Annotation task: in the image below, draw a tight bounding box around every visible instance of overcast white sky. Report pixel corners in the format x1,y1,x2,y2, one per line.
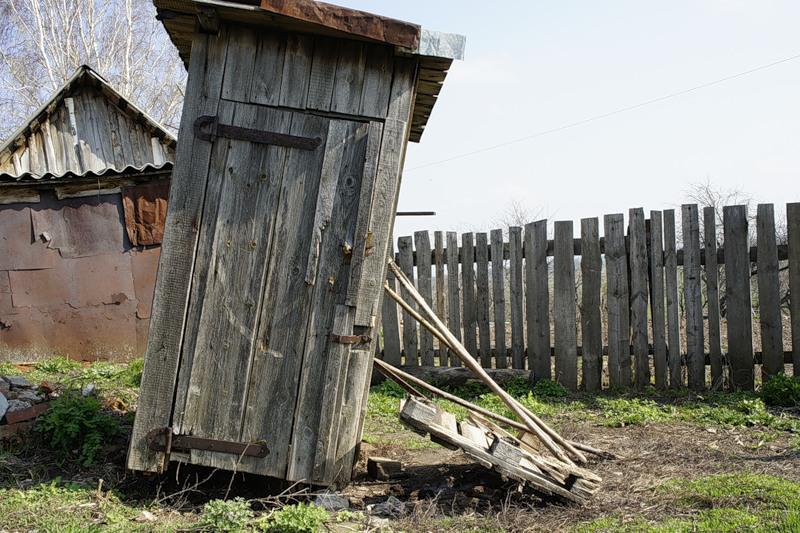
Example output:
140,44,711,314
336,1,800,239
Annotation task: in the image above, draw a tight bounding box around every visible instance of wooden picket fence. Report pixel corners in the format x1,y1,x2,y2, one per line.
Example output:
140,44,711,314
378,203,800,391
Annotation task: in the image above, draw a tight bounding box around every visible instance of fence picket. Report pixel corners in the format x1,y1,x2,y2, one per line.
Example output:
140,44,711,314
682,204,704,390
382,243,402,365
605,214,630,387
446,231,463,367
789,203,800,377
724,205,754,390
434,231,448,365
629,208,650,389
509,226,525,369
554,221,578,391
649,211,667,389
580,217,602,391
461,233,478,358
475,232,492,367
414,231,435,365
703,207,723,389
398,236,418,365
491,229,507,369
664,209,682,388
756,204,783,381
525,220,550,380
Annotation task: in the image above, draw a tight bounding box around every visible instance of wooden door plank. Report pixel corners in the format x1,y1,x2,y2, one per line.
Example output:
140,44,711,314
756,204,784,381
398,236,419,365
604,213,630,388
629,208,650,389
580,217,602,392
331,41,366,115
490,229,507,369
434,231,449,365
724,205,754,390
682,204,705,390
650,211,668,390
703,207,723,389
250,31,287,107
525,220,550,380
446,231,463,367
279,34,314,108
664,209,682,388
553,221,577,391
789,203,800,377
461,232,478,359
128,30,229,473
415,231,435,365
475,232,492,367
307,37,338,111
359,44,393,118
221,27,257,102
509,227,525,369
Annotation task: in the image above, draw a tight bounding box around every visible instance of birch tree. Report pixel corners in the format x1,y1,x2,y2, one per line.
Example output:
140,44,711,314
0,0,186,138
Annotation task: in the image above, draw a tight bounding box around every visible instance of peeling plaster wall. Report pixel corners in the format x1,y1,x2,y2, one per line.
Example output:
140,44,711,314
0,189,163,362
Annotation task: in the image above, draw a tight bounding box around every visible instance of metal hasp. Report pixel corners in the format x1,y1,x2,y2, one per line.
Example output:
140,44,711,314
194,115,322,150
146,427,270,458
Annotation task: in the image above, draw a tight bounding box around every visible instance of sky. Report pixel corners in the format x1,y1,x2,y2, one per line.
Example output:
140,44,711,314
335,0,800,239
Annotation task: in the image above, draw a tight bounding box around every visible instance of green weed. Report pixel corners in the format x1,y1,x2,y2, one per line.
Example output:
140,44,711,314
200,498,254,532
260,502,328,533
762,373,800,407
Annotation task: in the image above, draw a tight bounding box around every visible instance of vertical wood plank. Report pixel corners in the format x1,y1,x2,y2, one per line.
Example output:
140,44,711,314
664,209,683,388
605,213,630,388
331,41,366,115
629,208,650,389
682,204,705,390
250,31,286,107
703,207,723,389
475,232,492,367
278,34,313,108
553,221,577,391
461,233,478,358
490,229,507,369
398,236,418,365
756,204,784,380
525,220,551,380
382,247,402,365
414,231,435,365
307,37,338,111
434,231,448,365
446,231,463,367
724,205,755,390
359,44,393,118
509,226,525,369
789,203,800,377
221,28,257,102
580,217,602,391
650,211,668,390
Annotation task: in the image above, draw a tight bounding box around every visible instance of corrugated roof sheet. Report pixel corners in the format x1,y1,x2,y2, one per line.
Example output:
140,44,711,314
0,162,173,184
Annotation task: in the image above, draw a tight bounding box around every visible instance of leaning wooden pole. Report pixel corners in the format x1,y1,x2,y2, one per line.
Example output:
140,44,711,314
387,260,585,465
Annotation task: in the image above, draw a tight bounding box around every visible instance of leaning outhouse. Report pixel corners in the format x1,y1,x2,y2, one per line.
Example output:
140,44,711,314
128,0,464,485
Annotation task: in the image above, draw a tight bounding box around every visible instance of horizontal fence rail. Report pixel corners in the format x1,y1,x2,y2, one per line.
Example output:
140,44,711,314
378,203,800,392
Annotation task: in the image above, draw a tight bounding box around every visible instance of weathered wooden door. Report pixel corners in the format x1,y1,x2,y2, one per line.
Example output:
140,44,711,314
167,97,382,482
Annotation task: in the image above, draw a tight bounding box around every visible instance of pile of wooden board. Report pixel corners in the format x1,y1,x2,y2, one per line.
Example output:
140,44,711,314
378,261,608,503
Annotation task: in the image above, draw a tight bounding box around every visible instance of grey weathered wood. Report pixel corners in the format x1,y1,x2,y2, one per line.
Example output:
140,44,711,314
789,203,800,377
250,31,286,107
331,41,366,115
682,204,705,390
128,30,228,473
415,231,435,365
525,220,550,380
461,232,478,359
724,205,754,390
279,34,314,108
756,204,784,381
703,207,723,389
664,209,682,388
307,37,338,111
580,217,602,392
398,236,419,365
434,231,449,365
509,226,525,369
553,221,577,391
629,208,650,389
649,211,668,390
359,44,393,118
475,232,492,368
490,229,507,369
382,253,403,365
446,231,463,367
604,214,630,388
221,28,257,102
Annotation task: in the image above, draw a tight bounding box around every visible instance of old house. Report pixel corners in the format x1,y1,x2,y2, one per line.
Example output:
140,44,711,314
0,65,176,361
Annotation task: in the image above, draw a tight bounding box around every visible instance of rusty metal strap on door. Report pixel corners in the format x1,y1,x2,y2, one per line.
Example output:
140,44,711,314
146,427,269,458
194,115,322,150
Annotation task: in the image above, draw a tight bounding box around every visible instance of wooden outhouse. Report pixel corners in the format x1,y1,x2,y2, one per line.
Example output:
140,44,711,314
128,0,464,485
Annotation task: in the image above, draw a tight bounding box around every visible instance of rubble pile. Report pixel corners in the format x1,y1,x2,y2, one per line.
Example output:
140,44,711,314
0,374,51,436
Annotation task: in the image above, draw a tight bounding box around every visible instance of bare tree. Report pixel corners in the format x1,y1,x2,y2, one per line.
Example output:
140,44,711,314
0,0,185,138
492,200,545,234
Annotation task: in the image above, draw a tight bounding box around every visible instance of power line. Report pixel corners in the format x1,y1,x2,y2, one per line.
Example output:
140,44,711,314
407,52,800,172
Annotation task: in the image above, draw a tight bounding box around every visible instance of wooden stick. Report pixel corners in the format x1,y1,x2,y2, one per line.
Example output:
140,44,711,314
388,261,584,465
384,282,456,353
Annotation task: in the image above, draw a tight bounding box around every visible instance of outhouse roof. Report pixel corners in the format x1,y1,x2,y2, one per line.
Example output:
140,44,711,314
153,0,465,141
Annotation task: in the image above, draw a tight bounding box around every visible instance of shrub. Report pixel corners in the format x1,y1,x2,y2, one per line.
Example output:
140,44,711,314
261,503,328,533
762,374,800,408
34,390,119,466
531,379,569,399
200,498,254,532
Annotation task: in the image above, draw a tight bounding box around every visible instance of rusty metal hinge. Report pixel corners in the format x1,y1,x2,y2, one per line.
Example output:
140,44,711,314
146,427,269,458
330,334,372,345
194,115,322,150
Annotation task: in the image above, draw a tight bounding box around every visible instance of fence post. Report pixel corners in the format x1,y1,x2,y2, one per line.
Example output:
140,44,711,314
724,205,754,390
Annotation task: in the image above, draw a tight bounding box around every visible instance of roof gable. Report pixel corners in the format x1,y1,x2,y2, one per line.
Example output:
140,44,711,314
0,66,177,181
